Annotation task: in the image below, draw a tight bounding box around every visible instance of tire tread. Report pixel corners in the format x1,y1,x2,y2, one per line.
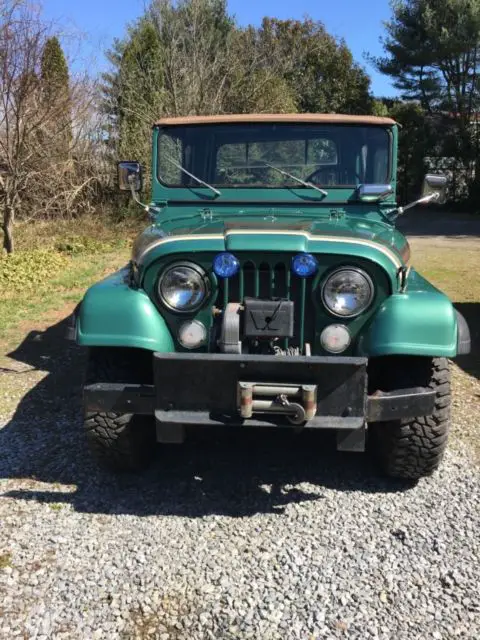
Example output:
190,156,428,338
372,357,451,480
83,348,155,472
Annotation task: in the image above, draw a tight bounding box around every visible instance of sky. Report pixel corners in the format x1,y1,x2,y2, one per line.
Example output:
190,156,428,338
42,0,397,97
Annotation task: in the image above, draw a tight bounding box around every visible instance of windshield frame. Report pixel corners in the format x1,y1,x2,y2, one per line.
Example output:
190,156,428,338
155,123,394,192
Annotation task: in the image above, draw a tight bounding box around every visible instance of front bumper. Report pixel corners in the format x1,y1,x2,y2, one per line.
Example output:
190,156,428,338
84,353,436,436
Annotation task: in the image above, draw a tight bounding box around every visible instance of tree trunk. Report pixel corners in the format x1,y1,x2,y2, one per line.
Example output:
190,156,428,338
3,203,14,254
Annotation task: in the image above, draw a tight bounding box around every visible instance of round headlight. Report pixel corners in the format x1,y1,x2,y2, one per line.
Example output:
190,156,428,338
158,263,209,312
321,268,374,318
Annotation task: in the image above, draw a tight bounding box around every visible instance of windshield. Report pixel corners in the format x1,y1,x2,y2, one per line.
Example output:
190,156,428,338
157,123,391,189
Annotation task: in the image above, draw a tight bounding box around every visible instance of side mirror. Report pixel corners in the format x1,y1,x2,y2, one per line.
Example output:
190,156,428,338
118,161,142,192
421,174,447,205
390,173,448,221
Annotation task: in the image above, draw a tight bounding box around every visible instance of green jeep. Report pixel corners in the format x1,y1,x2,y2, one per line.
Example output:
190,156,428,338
69,113,471,479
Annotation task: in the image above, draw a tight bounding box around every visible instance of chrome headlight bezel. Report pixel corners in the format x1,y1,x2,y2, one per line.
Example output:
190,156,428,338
321,267,375,319
157,261,210,313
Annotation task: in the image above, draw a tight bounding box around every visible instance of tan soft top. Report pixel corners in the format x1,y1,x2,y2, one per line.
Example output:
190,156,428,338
155,113,396,127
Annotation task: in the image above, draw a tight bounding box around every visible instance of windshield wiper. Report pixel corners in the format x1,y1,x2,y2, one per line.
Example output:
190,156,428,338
263,162,328,196
164,156,221,197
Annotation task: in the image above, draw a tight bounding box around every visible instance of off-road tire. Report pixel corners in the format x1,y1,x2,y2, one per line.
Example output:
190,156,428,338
83,348,156,472
370,357,451,480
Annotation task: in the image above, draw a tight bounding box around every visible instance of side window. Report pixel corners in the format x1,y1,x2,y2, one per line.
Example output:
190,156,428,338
158,133,184,184
365,129,390,183
373,148,389,183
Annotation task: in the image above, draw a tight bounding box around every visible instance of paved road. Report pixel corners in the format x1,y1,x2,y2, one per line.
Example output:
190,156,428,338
397,209,480,246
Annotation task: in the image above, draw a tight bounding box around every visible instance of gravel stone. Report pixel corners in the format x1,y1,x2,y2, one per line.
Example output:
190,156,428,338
0,337,479,639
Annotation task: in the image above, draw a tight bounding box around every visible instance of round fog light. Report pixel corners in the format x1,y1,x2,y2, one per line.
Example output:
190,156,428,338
320,324,351,354
213,252,240,278
292,252,318,277
178,320,207,349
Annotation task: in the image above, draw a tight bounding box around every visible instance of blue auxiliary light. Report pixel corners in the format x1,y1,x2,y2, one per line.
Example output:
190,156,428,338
292,253,319,277
213,252,240,278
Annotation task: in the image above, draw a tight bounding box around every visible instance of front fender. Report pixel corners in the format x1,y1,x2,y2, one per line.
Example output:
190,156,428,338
74,266,174,352
359,290,458,358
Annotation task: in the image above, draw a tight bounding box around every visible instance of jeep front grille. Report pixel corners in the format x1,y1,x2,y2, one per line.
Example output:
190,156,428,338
216,258,315,349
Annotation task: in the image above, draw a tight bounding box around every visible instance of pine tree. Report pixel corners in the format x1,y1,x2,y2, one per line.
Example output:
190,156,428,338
372,0,480,179
41,36,71,154
41,37,69,99
118,19,164,164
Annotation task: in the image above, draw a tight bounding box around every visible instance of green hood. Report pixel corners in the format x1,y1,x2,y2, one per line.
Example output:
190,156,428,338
132,207,409,288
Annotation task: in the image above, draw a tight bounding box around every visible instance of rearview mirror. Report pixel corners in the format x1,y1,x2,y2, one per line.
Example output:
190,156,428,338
390,172,448,220
357,184,393,202
118,161,142,192
421,174,447,205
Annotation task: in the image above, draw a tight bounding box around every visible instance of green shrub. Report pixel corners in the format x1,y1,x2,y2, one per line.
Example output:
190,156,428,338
0,250,68,293
54,235,118,255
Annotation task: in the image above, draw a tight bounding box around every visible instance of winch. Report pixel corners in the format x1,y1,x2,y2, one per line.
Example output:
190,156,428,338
216,297,298,355
237,381,318,424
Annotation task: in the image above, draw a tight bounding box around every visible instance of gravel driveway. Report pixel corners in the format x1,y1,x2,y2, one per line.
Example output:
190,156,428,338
1,305,479,638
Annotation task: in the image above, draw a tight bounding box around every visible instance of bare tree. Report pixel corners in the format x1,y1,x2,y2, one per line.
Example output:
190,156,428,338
150,0,234,116
0,1,100,253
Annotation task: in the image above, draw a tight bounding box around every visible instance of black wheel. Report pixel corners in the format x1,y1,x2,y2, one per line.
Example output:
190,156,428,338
83,348,156,472
369,357,451,480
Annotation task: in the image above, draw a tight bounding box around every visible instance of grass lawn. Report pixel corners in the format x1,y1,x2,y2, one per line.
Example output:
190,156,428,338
0,217,142,345
0,249,129,342
410,242,480,302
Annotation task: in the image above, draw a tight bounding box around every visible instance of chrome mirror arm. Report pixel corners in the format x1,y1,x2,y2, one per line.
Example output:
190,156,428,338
128,176,160,219
386,192,439,221
399,192,439,214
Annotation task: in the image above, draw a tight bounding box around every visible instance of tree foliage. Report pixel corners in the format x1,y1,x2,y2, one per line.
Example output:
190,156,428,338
389,101,433,201
0,1,106,253
102,0,374,167
41,36,69,101
150,0,234,116
373,0,480,187
258,18,372,115
41,35,72,155
103,19,164,175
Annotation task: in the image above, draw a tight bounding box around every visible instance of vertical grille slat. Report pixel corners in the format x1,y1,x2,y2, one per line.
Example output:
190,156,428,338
254,264,260,297
299,278,307,348
216,254,314,351
223,279,229,307
239,267,244,301
271,263,286,299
